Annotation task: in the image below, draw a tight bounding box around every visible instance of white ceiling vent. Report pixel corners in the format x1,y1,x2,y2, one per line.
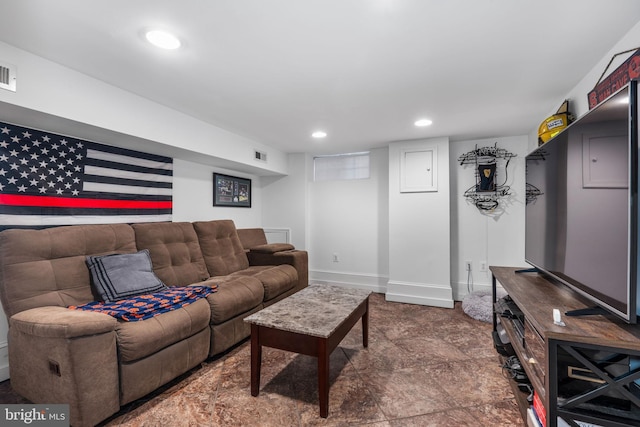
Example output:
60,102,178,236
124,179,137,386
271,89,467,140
0,62,16,92
254,150,267,162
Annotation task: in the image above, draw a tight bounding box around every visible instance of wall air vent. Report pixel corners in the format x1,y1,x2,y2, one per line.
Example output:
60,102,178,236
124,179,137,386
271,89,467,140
254,150,267,162
0,62,16,92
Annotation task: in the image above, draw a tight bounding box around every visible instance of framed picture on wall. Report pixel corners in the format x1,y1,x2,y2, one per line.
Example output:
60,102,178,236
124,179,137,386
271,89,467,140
213,173,252,207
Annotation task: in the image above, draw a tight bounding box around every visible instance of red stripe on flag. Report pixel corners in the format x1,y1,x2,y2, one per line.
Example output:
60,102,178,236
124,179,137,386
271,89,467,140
0,194,172,209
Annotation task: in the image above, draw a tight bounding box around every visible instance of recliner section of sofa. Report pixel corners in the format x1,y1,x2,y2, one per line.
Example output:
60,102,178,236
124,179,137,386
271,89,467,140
235,225,309,305
8,306,121,427
0,224,158,427
0,220,308,426
193,220,305,303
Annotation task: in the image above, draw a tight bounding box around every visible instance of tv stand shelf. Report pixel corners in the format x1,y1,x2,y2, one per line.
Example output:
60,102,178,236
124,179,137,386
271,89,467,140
491,266,640,427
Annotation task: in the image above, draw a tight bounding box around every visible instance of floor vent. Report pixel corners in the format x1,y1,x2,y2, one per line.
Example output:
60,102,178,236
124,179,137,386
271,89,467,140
0,62,16,92
254,150,267,162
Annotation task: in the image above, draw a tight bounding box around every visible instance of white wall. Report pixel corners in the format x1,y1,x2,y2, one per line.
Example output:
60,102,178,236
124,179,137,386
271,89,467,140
172,159,262,227
532,20,640,151
387,137,452,307
261,153,312,250
307,148,389,292
570,21,640,119
267,136,526,306
0,41,288,175
450,136,528,299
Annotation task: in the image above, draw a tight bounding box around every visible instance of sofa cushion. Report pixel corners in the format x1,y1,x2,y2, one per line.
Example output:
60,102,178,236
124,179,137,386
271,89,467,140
132,222,210,286
192,220,250,276
229,265,297,302
206,276,264,324
86,250,167,303
116,297,211,362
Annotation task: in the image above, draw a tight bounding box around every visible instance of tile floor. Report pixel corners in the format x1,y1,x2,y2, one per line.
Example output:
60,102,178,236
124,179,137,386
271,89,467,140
0,292,524,426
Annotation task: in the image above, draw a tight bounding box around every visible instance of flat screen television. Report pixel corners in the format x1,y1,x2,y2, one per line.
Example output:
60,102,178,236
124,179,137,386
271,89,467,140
525,80,639,323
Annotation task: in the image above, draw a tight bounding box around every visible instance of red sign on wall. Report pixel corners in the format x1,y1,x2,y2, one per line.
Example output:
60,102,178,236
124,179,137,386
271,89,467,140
588,48,640,109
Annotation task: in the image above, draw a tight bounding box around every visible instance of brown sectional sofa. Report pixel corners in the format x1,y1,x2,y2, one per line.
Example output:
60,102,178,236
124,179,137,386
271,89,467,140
0,219,307,426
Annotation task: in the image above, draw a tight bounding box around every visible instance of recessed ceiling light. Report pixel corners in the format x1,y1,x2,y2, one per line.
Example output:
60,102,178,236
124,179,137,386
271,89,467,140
414,119,433,127
312,131,327,139
145,30,181,50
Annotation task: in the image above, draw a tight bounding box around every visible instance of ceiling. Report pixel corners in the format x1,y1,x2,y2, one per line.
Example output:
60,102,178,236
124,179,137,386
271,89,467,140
0,1,639,156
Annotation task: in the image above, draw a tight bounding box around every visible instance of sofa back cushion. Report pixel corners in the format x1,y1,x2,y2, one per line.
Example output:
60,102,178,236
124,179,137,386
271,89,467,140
193,220,250,276
132,222,210,286
0,224,137,318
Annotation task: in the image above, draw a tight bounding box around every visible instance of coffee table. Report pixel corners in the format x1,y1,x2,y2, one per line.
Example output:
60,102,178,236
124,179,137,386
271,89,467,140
244,284,371,418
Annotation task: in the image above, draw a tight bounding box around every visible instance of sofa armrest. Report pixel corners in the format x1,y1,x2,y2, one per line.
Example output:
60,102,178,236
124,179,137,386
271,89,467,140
249,243,295,254
247,250,308,289
8,306,120,426
10,306,117,338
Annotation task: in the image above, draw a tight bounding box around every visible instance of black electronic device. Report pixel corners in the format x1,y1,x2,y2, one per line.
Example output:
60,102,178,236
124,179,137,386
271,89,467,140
525,80,640,324
495,295,525,345
492,323,514,357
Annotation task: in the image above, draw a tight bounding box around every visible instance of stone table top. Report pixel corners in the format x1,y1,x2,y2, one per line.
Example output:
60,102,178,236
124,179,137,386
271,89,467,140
244,284,371,338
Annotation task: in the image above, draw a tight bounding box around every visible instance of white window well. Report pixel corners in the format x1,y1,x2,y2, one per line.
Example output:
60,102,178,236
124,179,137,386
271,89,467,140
313,152,370,181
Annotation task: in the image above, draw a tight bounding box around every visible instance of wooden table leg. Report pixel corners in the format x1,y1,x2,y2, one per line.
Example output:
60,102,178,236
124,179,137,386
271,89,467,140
318,338,329,418
251,324,262,397
362,298,369,348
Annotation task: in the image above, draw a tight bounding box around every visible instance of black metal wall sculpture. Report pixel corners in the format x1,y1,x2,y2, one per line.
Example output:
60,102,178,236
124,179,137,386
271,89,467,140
458,143,516,211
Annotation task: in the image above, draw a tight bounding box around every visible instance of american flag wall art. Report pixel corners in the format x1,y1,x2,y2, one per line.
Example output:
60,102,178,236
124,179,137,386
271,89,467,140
0,121,173,230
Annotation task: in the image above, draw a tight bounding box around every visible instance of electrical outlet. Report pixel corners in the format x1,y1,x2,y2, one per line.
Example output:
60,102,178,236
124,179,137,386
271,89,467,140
465,260,472,271
480,261,488,272
333,253,339,262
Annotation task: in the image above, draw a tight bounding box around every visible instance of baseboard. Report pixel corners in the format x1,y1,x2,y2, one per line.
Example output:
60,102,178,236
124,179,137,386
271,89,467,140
308,273,502,308
452,282,492,301
386,280,454,308
309,270,387,293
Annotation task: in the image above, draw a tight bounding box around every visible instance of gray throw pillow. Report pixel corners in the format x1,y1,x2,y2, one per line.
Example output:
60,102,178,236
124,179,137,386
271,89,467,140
86,249,167,303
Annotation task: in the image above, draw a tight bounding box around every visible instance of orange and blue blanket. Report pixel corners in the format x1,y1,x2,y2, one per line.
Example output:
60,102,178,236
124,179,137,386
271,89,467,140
69,285,216,322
